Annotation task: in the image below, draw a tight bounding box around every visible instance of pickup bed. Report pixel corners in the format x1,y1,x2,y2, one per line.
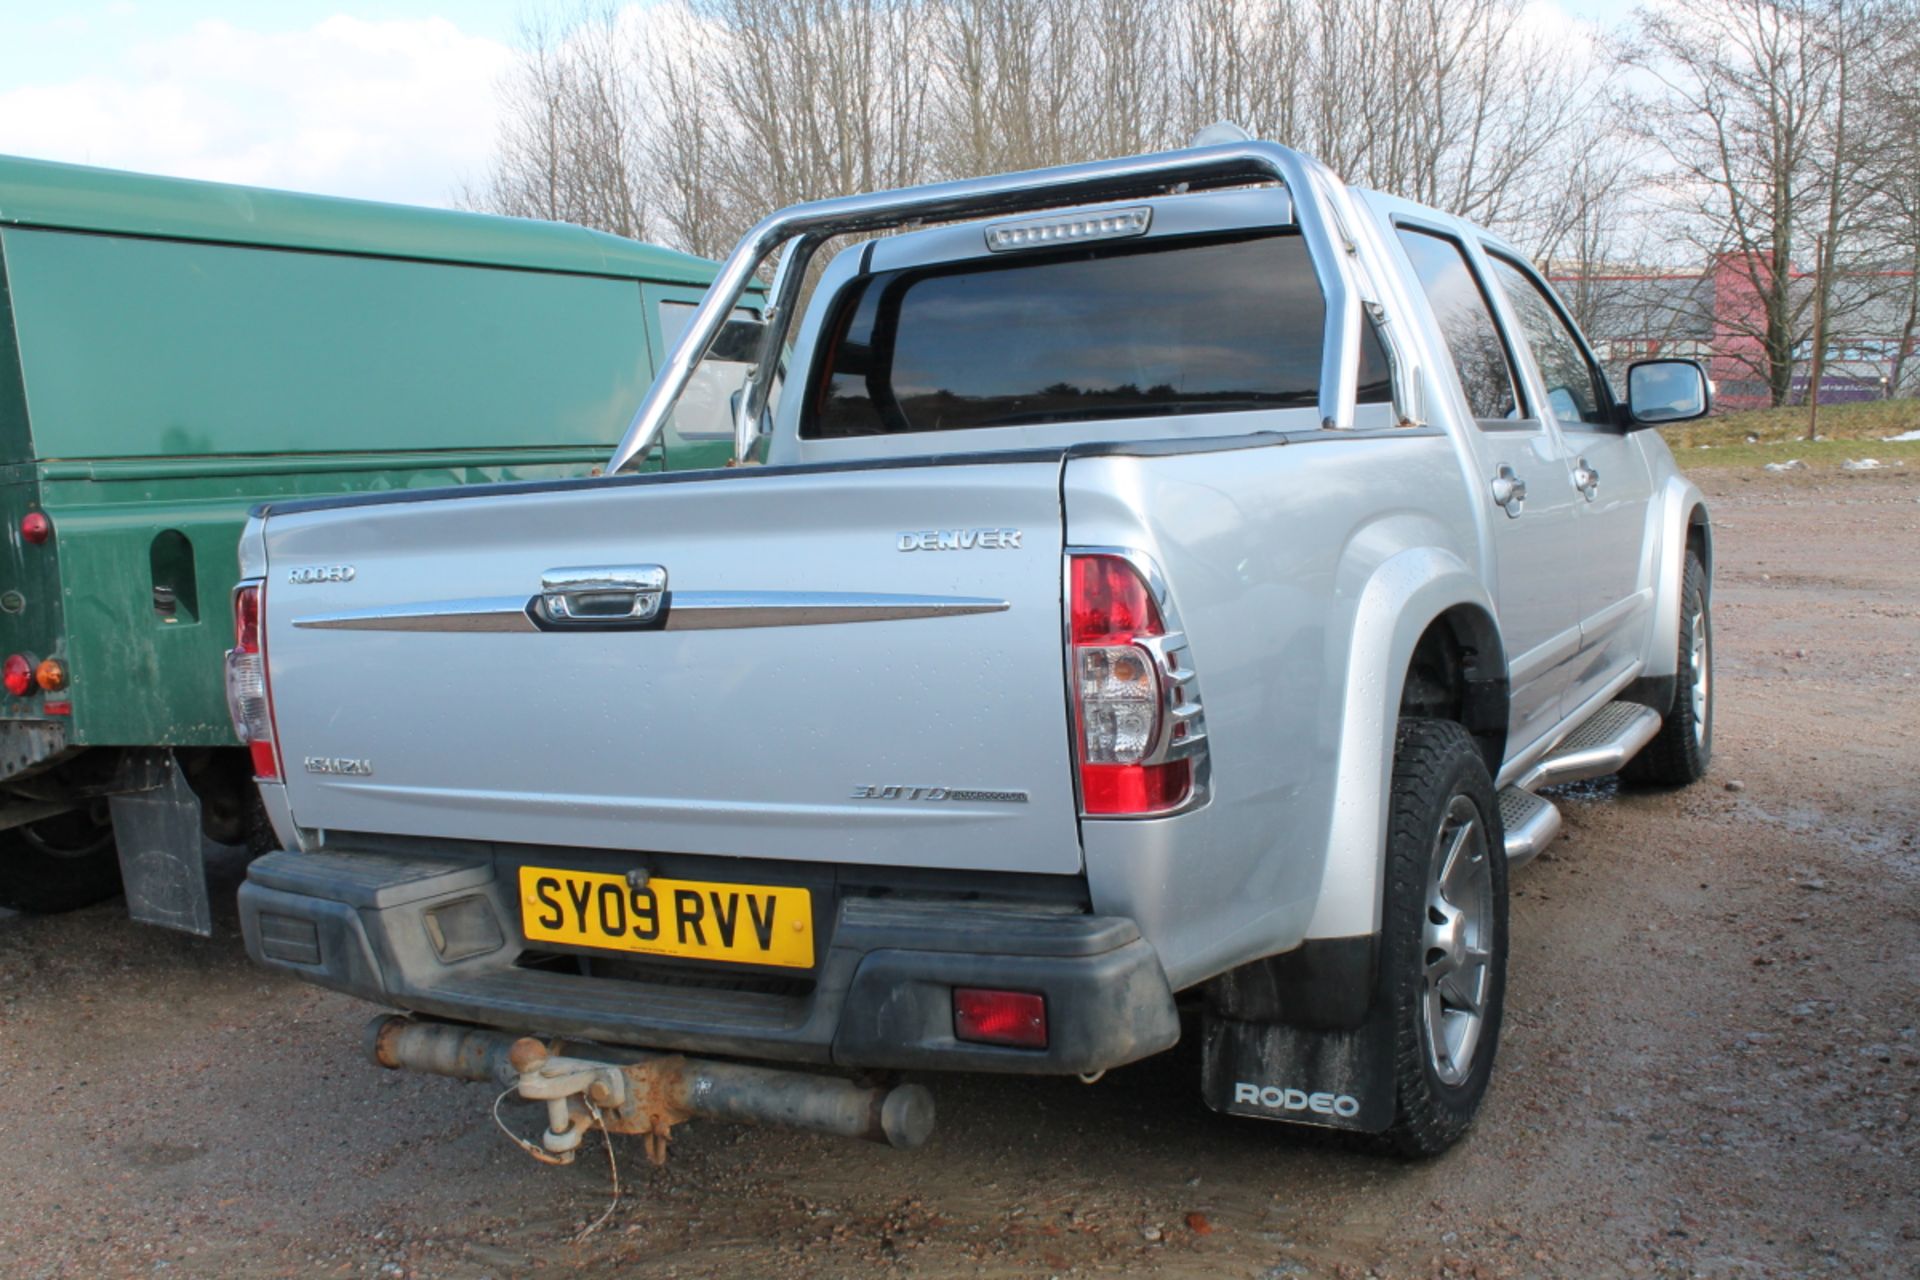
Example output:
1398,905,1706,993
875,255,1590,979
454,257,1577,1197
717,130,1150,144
234,139,1715,1159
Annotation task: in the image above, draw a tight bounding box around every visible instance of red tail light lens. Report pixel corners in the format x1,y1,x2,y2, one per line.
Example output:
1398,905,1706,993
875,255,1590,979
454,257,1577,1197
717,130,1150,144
953,988,1048,1048
19,512,50,545
3,654,32,697
234,583,262,652
225,581,279,779
1068,553,1193,815
1070,555,1161,643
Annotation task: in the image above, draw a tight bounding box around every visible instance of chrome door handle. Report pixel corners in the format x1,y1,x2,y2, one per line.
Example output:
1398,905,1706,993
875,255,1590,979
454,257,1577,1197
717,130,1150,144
537,565,667,626
1573,459,1600,501
1490,465,1527,518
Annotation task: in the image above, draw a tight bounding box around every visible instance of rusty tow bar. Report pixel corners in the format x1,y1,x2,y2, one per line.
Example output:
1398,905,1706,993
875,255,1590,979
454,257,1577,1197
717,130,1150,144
367,1016,934,1165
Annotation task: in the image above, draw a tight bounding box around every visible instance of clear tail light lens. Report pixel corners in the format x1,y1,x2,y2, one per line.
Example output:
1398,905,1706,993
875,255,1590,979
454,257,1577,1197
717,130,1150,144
1067,553,1205,816
1077,644,1160,761
225,581,280,779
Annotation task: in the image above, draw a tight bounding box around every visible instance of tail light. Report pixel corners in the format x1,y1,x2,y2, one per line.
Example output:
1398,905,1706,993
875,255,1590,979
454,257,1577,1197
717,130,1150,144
19,512,51,545
2,654,31,697
1067,552,1207,815
225,580,280,779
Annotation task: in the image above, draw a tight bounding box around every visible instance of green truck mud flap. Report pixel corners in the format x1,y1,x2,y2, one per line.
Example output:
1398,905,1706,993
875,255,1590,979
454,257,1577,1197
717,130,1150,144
105,750,247,937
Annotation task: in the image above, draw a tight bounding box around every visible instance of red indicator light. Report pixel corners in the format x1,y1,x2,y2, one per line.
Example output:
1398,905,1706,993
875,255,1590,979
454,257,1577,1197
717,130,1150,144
953,988,1048,1049
19,512,50,545
3,654,31,697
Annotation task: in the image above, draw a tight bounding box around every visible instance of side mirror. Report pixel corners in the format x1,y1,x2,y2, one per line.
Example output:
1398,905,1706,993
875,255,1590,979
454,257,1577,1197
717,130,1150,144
711,314,768,363
1624,359,1710,427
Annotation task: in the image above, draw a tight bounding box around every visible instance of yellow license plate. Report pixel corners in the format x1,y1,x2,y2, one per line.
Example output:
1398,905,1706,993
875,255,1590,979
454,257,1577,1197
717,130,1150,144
518,866,814,969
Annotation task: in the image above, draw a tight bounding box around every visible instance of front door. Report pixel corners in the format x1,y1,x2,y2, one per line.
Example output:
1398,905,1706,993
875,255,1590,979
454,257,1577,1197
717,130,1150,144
1389,222,1583,756
1480,253,1657,713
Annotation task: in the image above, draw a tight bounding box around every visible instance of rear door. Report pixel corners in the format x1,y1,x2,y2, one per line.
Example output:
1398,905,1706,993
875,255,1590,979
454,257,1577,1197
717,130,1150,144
1389,221,1583,752
262,461,1083,874
1479,251,1658,709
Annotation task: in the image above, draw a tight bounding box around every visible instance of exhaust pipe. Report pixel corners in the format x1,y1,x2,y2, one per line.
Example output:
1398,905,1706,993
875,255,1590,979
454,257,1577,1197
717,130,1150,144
367,1016,934,1161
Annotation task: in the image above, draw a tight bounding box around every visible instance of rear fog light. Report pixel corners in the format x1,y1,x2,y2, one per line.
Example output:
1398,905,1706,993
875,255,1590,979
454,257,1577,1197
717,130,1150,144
953,988,1048,1049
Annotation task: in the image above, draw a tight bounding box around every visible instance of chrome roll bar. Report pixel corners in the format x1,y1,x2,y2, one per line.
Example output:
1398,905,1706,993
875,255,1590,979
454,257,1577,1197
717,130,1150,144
608,140,1414,476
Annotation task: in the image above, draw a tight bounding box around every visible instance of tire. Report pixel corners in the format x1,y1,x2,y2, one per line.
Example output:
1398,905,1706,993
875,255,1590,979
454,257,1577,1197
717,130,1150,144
1378,718,1508,1157
1623,549,1712,787
0,806,122,913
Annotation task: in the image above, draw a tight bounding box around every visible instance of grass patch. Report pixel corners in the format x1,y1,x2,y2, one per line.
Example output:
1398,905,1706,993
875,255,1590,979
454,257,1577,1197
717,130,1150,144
1675,437,1920,471
1657,397,1920,472
1666,397,1920,449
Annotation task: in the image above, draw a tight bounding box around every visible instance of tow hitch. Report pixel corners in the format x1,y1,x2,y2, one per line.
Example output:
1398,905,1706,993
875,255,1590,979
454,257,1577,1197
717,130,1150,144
366,1016,935,1165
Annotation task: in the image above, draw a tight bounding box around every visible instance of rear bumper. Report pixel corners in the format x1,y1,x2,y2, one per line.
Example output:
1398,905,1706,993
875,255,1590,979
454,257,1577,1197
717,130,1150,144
238,849,1180,1075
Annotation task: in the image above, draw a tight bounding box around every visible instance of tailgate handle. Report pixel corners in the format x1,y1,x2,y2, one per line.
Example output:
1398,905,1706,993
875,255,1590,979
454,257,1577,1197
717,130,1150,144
538,565,667,626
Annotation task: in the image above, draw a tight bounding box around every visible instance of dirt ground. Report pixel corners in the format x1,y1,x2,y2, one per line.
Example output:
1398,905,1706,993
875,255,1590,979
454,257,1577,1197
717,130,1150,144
2,468,1915,1280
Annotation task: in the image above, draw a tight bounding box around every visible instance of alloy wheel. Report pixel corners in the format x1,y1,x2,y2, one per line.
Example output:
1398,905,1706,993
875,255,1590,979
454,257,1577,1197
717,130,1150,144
1421,793,1493,1087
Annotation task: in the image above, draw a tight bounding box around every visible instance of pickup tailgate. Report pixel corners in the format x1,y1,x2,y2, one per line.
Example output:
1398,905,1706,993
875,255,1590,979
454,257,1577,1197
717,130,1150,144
261,463,1081,874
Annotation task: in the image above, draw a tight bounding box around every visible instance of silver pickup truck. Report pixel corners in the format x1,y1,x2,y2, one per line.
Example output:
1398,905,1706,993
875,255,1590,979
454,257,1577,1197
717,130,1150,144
232,139,1714,1161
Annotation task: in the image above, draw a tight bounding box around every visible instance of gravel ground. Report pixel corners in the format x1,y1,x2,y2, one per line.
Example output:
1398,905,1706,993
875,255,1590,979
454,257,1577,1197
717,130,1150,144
1,468,1914,1279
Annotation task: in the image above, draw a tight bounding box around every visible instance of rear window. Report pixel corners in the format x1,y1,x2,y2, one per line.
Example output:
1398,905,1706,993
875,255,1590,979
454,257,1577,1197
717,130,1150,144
803,232,1392,438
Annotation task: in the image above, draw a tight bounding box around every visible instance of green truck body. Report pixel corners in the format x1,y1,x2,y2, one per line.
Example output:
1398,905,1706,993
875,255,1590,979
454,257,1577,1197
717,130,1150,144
0,155,732,928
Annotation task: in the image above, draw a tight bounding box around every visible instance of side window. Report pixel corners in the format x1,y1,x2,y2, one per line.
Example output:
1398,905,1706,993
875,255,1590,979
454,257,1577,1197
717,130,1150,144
1483,254,1612,429
656,300,765,443
1393,226,1523,423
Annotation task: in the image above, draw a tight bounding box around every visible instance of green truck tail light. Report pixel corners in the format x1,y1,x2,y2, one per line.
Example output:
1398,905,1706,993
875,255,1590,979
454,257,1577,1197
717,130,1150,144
19,511,50,545
225,581,281,779
2,654,32,697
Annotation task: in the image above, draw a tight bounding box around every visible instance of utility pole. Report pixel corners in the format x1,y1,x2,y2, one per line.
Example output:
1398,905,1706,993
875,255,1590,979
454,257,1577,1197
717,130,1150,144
1807,233,1825,442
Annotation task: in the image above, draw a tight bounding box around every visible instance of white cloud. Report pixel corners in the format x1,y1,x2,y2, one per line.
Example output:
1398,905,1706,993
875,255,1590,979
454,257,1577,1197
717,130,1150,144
0,15,513,208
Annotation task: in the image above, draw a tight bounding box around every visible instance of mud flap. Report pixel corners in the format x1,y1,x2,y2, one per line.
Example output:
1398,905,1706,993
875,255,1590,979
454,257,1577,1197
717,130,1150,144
1200,1008,1399,1133
107,750,246,936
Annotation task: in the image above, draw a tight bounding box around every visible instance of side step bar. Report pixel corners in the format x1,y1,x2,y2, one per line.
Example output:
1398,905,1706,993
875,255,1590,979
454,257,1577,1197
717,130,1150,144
1500,787,1563,870
1516,701,1663,792
1501,700,1665,870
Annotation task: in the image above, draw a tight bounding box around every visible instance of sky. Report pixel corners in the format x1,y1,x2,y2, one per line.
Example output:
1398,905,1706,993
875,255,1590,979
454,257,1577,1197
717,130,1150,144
0,0,1645,213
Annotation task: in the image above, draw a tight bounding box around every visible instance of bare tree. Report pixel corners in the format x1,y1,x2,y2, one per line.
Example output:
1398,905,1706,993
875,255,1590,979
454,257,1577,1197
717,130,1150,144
1847,1,1920,396
459,5,652,240
1622,0,1850,407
